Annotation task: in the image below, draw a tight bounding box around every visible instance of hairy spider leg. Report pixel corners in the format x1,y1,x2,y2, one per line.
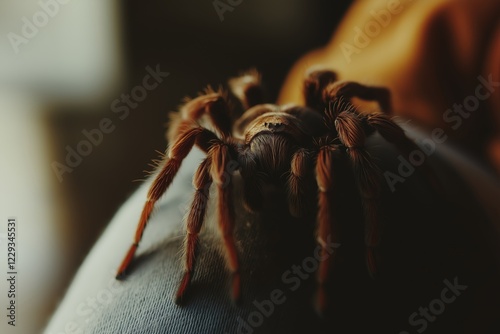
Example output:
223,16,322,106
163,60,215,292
210,143,241,301
324,81,392,114
116,126,211,278
288,148,312,217
367,114,442,193
170,93,242,302
168,91,234,142
314,144,342,312
334,111,382,277
303,69,338,112
323,81,441,194
176,157,213,303
229,69,264,111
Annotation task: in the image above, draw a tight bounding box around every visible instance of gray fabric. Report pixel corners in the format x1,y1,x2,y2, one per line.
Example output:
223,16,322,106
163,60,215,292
44,131,500,334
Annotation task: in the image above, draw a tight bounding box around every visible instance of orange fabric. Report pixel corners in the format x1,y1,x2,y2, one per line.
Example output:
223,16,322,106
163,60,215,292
279,0,500,172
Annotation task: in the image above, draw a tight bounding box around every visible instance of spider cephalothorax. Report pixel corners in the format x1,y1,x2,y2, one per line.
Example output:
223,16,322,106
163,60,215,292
116,69,435,311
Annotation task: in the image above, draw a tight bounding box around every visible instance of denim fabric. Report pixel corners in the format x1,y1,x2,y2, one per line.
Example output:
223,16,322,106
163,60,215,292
45,134,500,334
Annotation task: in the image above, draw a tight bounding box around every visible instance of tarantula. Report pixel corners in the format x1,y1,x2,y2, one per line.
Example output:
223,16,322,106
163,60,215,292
116,69,433,310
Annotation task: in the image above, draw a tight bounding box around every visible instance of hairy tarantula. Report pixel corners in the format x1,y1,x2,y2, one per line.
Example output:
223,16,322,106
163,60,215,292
116,69,434,310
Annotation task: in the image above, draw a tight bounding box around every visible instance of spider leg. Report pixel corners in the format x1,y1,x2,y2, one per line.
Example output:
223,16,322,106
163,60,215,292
176,157,213,304
211,143,241,301
335,111,382,277
366,114,441,191
116,126,212,279
325,81,392,114
228,69,264,110
314,144,341,312
168,91,233,142
288,148,313,217
303,68,338,112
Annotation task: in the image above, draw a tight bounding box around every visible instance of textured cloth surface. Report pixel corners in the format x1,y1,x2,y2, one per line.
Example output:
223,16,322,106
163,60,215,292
44,130,500,334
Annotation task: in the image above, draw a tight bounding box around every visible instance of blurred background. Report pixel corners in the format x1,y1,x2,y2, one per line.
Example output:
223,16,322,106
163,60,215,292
0,1,353,332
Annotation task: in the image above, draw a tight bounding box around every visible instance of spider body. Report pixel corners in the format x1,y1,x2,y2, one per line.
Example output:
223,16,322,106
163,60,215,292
243,114,308,181
116,69,436,311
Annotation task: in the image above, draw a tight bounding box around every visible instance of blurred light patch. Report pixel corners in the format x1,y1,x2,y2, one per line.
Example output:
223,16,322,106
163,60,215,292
0,1,124,332
0,0,123,104
0,94,64,333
